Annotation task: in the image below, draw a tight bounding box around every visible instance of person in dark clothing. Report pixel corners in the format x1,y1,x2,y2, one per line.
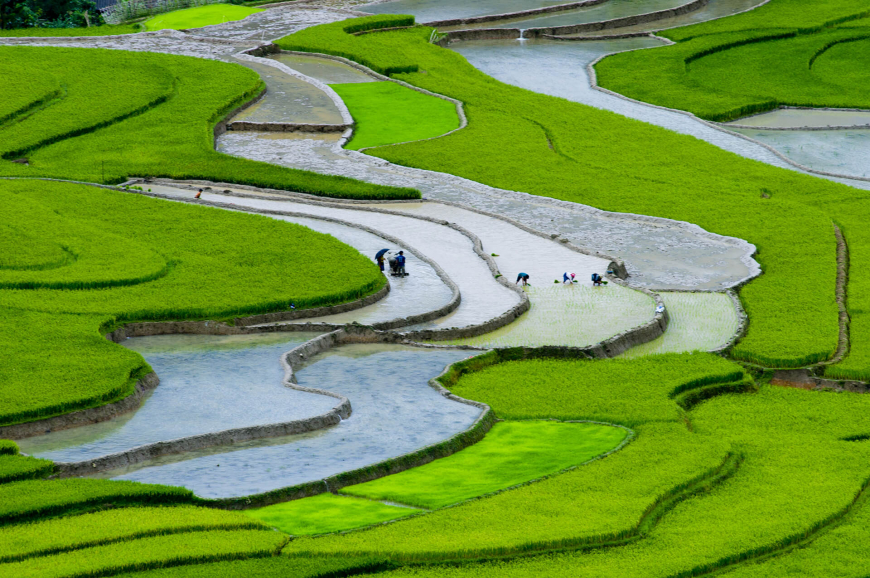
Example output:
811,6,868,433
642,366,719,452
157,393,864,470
376,254,385,272
592,273,603,286
516,272,530,286
396,251,407,276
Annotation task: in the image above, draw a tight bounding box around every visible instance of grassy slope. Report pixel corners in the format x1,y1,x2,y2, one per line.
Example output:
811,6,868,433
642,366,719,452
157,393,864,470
287,354,870,576
343,421,627,509
277,16,850,368
143,5,263,31
0,47,417,200
0,179,385,425
332,81,460,150
0,25,140,37
245,494,420,536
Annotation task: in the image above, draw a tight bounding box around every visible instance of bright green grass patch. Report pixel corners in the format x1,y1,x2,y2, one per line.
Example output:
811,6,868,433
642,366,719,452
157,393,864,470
0,47,417,200
344,421,628,509
0,506,263,563
332,81,460,150
0,529,285,578
0,479,193,525
0,25,139,37
245,493,420,536
279,17,847,368
0,179,385,426
143,4,263,31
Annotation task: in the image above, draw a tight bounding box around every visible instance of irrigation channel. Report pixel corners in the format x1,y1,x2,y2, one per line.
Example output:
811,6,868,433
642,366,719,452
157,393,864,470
11,0,865,500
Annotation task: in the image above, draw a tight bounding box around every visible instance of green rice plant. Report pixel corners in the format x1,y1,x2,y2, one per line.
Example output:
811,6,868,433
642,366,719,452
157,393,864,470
597,26,870,122
110,556,395,578
0,25,140,37
0,47,417,200
289,360,870,575
0,506,265,563
283,422,734,560
0,453,54,484
244,493,420,536
331,81,460,150
0,60,60,127
0,479,193,525
278,15,420,76
661,0,870,41
0,309,147,426
0,529,286,578
0,440,18,455
279,18,847,367
342,421,628,509
0,179,386,426
447,354,746,427
142,4,263,31
0,48,175,161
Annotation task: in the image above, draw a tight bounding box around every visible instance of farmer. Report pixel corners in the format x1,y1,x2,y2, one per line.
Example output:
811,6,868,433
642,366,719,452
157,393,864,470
376,253,385,272
516,272,530,286
591,272,603,286
195,189,203,199
396,251,407,276
563,272,576,284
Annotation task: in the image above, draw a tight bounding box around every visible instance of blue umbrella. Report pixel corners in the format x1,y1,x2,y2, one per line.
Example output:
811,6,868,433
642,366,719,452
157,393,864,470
375,248,390,259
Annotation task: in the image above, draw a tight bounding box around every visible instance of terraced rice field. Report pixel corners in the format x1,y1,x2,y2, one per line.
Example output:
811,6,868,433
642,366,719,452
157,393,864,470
2,0,870,575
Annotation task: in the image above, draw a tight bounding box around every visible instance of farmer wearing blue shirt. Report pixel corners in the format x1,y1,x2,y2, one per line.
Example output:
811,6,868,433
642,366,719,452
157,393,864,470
396,251,407,276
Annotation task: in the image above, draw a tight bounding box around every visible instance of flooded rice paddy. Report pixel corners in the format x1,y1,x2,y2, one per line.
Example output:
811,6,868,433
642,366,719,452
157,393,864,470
360,0,571,23
439,0,688,31
442,284,655,348
92,344,479,499
619,292,739,358
233,59,344,125
727,127,870,180
269,53,377,84
727,109,870,129
19,332,326,462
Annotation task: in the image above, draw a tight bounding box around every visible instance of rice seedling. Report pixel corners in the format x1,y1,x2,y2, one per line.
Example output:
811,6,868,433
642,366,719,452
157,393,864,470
109,556,394,578
343,421,628,509
244,493,420,536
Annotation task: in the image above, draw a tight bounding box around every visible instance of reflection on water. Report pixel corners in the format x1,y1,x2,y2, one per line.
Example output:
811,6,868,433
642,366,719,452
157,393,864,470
97,345,480,499
19,333,329,462
234,60,344,124
619,292,739,358
729,128,870,179
727,109,870,129
361,0,569,23
270,53,377,85
442,0,687,31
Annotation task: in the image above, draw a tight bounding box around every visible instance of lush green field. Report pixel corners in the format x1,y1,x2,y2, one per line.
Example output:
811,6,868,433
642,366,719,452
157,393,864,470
245,493,420,536
0,24,140,37
277,15,857,369
332,81,460,150
143,4,263,31
0,444,52,483
343,421,628,509
284,353,870,576
596,20,870,121
0,47,417,200
0,179,385,426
